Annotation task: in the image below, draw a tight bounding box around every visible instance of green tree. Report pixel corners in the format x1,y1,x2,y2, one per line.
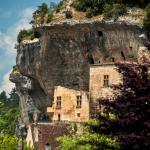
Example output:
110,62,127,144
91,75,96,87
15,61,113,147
0,91,7,105
49,2,57,12
0,89,20,135
8,88,19,106
17,29,35,43
73,0,104,15
103,3,127,20
0,134,18,150
57,121,119,150
31,3,49,25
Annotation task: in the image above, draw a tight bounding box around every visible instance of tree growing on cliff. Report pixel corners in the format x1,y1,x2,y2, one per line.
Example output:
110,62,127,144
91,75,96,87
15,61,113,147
30,2,57,25
17,29,35,43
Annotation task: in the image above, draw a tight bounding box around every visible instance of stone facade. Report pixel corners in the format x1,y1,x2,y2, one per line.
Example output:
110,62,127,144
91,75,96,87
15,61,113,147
89,64,121,115
47,86,90,122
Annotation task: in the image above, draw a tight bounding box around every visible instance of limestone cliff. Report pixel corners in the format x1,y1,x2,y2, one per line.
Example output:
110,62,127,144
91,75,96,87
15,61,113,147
10,20,147,124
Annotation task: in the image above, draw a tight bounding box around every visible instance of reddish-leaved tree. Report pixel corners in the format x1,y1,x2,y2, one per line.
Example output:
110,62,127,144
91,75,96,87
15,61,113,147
93,63,150,150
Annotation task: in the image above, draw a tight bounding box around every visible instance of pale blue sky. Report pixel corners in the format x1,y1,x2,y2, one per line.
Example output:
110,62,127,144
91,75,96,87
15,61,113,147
0,0,60,94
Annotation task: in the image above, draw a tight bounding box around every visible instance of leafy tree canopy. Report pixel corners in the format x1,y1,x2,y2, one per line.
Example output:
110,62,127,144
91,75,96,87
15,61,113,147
95,64,150,150
0,88,20,135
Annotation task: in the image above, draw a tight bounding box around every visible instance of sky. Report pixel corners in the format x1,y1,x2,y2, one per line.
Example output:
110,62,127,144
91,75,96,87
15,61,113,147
0,0,60,94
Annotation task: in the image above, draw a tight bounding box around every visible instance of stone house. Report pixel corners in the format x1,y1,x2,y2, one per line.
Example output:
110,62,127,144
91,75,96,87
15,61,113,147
89,63,121,115
47,86,90,122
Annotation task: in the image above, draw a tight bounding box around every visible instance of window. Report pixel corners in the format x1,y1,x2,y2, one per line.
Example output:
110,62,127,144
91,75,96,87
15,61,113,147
58,114,61,121
45,144,51,150
76,96,82,108
56,96,61,109
77,113,80,117
129,46,132,50
111,57,115,62
103,75,109,88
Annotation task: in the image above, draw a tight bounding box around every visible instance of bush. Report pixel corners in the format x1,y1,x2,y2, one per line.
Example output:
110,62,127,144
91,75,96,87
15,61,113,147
73,0,104,15
73,0,86,12
65,10,73,19
86,8,93,18
103,4,113,19
57,122,119,150
46,12,53,23
0,134,18,150
56,1,64,13
121,0,149,8
17,29,35,43
104,3,127,20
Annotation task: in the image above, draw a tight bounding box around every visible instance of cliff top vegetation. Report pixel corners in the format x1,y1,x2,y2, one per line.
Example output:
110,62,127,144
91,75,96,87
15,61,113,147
17,0,150,43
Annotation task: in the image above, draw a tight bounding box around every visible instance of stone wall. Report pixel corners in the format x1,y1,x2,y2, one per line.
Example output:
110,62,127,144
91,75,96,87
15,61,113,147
47,86,89,122
89,64,121,115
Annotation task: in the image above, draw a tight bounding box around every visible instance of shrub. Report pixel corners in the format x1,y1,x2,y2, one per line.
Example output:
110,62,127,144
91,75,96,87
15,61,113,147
46,12,53,23
0,134,18,150
17,30,28,43
65,10,73,19
103,4,113,19
73,0,86,12
17,29,35,43
56,1,64,13
86,8,93,18
104,3,127,20
73,0,104,15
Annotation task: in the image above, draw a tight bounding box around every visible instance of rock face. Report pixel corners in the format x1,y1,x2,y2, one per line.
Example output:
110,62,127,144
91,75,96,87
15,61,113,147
138,46,150,63
10,20,146,124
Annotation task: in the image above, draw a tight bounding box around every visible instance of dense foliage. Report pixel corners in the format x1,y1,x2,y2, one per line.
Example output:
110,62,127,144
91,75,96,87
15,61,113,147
17,29,35,43
0,89,35,149
95,64,150,150
57,121,119,150
30,2,57,25
0,88,19,135
73,0,149,18
65,10,73,19
0,89,19,149
0,134,18,150
58,64,150,150
103,3,127,20
0,134,35,150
